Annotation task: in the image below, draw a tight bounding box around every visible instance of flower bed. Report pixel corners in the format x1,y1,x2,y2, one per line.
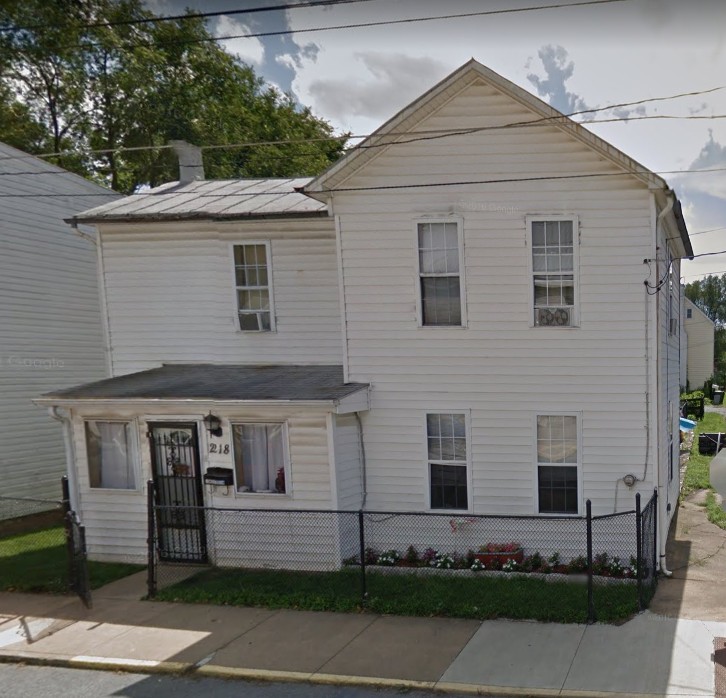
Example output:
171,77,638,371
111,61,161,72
343,544,638,581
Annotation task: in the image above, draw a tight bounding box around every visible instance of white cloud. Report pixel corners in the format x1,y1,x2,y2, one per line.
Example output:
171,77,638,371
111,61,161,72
305,52,448,125
214,15,265,66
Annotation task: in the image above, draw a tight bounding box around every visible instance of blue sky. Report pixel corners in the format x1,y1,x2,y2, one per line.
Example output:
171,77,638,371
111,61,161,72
148,0,726,281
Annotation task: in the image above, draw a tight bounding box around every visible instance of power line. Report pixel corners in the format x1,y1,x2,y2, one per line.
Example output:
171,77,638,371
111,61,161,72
1,79,725,166
1,0,376,33
690,226,726,236
42,0,632,52
2,166,726,197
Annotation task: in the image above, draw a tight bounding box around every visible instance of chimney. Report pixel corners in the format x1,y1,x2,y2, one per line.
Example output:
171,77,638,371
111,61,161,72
170,140,204,183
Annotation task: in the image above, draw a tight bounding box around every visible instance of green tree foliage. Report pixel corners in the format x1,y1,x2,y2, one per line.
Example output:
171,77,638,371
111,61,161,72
0,0,345,192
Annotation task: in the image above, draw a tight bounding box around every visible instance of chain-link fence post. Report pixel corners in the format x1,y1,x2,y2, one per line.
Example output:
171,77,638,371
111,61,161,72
147,480,157,598
635,492,643,611
586,499,595,624
358,510,367,604
652,488,658,580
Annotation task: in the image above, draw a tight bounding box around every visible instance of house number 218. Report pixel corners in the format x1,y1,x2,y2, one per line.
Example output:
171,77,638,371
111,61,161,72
209,443,230,455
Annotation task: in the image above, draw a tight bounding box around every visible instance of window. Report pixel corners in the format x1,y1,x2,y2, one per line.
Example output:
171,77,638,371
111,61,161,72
417,221,463,326
536,415,579,514
85,421,136,490
530,219,577,327
427,413,468,510
232,423,286,493
686,308,692,319
233,243,273,331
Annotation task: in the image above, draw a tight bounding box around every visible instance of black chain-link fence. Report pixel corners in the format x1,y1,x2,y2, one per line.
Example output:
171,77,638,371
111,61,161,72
147,483,659,621
0,478,91,606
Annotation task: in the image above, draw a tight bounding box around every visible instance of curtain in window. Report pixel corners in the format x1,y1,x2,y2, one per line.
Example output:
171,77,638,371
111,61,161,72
86,421,135,489
233,424,285,493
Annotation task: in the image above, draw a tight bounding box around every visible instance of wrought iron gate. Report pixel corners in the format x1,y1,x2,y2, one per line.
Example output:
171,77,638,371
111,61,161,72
148,423,207,563
61,476,91,608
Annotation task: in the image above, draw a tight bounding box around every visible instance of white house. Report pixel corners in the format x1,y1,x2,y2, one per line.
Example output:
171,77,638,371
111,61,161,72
37,61,691,573
0,142,118,502
683,297,715,390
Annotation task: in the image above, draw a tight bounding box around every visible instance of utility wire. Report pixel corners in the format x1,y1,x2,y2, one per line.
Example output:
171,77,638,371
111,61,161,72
40,0,633,51
1,0,377,33
2,167,726,196
0,79,725,165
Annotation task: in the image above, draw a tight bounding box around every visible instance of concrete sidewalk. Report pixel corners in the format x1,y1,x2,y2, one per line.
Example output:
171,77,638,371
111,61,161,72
0,572,722,697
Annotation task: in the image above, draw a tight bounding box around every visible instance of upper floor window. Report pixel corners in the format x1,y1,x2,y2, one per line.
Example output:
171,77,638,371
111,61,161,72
686,308,692,319
529,218,578,327
233,243,273,331
427,412,469,510
417,220,465,326
85,420,137,490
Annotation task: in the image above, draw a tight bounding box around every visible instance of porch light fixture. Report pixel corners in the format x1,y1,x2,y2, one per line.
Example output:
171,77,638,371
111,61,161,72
204,412,223,437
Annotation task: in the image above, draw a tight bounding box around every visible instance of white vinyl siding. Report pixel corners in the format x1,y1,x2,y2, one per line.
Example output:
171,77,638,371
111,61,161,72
99,219,342,374
233,242,274,332
684,297,715,388
331,79,657,516
0,142,116,500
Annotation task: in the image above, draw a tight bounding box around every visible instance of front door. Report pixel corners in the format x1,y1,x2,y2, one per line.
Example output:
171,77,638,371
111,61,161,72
148,423,207,563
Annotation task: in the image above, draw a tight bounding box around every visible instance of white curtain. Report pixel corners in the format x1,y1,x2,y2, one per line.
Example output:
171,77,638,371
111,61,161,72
233,424,284,492
86,421,135,489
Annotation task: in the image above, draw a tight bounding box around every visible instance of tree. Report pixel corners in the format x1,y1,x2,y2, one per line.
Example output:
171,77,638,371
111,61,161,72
0,0,346,192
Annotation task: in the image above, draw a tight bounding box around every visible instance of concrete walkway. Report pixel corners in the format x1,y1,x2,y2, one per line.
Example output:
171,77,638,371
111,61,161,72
0,571,723,697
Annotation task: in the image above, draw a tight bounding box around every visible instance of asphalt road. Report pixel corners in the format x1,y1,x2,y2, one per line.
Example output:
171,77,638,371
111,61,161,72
0,664,453,698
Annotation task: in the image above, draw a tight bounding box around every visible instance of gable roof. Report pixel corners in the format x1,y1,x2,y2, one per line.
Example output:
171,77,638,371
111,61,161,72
71,178,326,224
684,297,717,326
304,59,692,256
0,141,118,202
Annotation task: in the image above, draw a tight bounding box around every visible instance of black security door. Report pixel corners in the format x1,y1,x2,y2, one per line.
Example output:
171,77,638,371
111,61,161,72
149,423,207,563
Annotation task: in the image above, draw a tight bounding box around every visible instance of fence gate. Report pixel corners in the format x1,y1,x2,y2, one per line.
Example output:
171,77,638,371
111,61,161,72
149,423,207,563
61,477,91,608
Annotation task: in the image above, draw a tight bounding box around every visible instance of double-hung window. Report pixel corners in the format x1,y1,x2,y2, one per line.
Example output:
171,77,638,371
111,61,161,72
536,415,579,514
427,413,468,510
417,220,464,326
85,420,136,490
530,218,577,327
233,243,273,331
231,423,287,494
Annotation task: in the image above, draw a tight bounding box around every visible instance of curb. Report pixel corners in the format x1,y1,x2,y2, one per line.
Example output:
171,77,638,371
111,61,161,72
0,651,676,698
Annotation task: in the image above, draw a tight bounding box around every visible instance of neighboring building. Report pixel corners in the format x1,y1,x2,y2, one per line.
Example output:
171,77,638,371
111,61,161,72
684,296,715,389
38,61,691,573
0,142,119,501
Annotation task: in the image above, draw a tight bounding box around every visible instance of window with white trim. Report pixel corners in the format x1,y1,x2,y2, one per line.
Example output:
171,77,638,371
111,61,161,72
530,219,577,327
427,413,468,510
417,221,463,326
536,415,579,514
231,423,287,494
233,243,272,331
85,420,136,490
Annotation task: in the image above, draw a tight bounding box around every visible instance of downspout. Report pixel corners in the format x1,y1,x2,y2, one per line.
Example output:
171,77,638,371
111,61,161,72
656,193,675,577
49,407,79,512
354,412,368,509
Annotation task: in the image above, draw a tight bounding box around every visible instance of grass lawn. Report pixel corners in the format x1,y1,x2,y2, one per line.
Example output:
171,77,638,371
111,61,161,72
681,411,726,530
0,526,144,594
155,567,638,624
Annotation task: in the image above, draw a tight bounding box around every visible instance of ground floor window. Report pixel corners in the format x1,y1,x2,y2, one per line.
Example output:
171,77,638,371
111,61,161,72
536,415,579,514
427,413,468,510
85,420,136,490
231,423,286,494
